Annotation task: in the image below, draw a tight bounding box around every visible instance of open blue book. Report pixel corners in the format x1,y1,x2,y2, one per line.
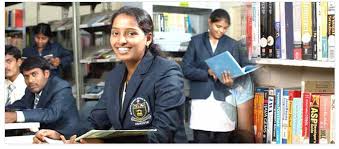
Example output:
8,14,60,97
205,51,261,80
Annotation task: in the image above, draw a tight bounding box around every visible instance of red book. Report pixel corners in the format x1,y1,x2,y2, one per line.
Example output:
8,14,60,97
246,3,253,60
14,9,23,28
319,94,331,144
302,92,311,143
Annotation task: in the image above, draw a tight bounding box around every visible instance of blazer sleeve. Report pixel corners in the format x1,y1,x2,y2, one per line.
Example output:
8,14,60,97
5,91,31,111
147,63,186,143
56,43,73,69
21,88,72,124
182,39,209,81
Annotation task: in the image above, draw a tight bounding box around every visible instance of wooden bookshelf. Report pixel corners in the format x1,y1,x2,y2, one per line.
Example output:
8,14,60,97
250,58,335,68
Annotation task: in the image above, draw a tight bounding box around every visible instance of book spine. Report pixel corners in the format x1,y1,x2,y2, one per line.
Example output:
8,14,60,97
246,3,253,60
330,95,335,144
302,92,311,144
253,91,258,141
8,10,12,28
14,9,23,28
321,1,328,61
267,2,276,58
316,2,323,61
267,88,275,143
260,2,268,58
272,88,277,144
280,2,287,59
292,97,302,144
255,87,267,143
275,88,282,144
293,2,302,60
292,97,298,144
288,90,301,144
327,1,335,62
296,97,303,144
285,2,294,60
274,2,281,59
311,2,317,60
301,2,313,60
310,94,320,144
263,89,269,143
252,2,261,58
159,13,165,32
281,89,289,143
319,95,331,144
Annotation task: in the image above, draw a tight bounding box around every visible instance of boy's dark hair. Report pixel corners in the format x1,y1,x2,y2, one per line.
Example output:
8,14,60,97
209,8,231,25
5,45,22,60
20,56,51,72
34,23,53,38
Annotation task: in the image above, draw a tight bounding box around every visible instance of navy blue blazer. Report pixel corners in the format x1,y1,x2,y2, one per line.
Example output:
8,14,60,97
182,32,243,101
6,76,79,138
22,42,73,77
78,52,187,143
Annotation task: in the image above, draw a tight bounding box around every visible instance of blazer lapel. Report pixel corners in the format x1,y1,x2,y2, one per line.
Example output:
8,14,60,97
35,77,53,108
120,52,154,119
214,35,227,56
202,32,213,56
108,64,126,129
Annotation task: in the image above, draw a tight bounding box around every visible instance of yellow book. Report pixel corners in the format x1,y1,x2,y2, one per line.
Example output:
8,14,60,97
301,2,312,54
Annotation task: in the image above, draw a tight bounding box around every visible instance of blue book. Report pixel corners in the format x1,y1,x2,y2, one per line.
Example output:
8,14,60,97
205,51,261,81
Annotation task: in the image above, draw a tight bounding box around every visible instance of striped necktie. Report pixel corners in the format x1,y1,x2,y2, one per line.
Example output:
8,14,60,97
6,84,15,106
33,93,40,109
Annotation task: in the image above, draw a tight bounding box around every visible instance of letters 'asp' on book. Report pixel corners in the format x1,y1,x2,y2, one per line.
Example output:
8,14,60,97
205,51,261,80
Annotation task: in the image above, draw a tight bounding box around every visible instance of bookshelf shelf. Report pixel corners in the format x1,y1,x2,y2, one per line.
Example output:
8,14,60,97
250,58,335,68
5,27,24,32
81,94,101,99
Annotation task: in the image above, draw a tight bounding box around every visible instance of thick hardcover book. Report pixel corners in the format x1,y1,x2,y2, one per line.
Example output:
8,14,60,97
303,80,334,93
275,88,283,144
281,89,289,144
319,94,331,144
267,2,276,58
287,90,301,144
301,2,313,60
293,2,303,60
310,95,320,144
263,89,269,143
246,3,253,60
260,2,268,58
327,1,335,62
275,2,281,59
252,2,261,58
285,2,294,60
316,2,323,61
14,9,23,28
267,88,275,143
255,87,268,143
302,92,311,144
321,2,328,61
205,51,261,80
329,95,335,144
280,2,287,59
292,97,302,144
311,2,318,60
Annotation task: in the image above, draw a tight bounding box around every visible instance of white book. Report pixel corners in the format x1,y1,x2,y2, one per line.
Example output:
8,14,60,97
280,2,287,59
293,2,302,53
252,2,261,58
316,2,323,61
327,1,335,62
